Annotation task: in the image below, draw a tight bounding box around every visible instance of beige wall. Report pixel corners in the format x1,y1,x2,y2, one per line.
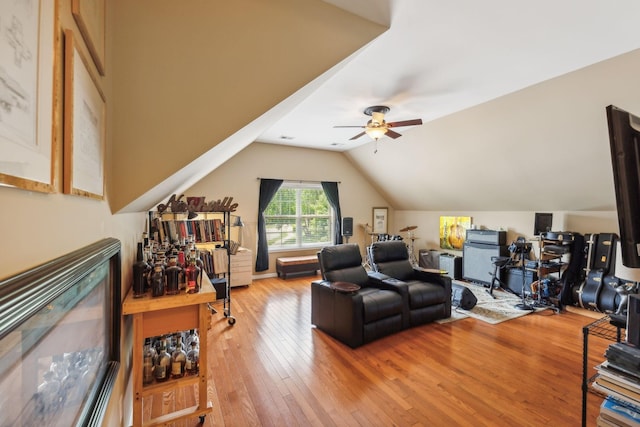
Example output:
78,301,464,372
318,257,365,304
394,210,618,257
185,142,391,273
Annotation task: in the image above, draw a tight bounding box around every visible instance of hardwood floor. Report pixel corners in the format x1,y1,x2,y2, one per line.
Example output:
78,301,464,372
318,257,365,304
151,275,613,426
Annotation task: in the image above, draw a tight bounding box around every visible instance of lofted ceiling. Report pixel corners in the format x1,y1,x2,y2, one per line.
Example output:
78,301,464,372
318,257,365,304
255,0,640,212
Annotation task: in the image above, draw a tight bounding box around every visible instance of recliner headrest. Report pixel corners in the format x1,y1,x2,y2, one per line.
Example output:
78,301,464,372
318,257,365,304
370,241,408,263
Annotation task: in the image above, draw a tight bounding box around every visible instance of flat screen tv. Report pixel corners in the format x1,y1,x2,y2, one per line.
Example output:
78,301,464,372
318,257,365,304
534,212,553,236
606,105,640,268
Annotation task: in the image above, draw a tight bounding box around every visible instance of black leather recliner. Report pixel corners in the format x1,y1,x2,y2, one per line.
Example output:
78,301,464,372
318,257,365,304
369,240,452,327
311,244,406,348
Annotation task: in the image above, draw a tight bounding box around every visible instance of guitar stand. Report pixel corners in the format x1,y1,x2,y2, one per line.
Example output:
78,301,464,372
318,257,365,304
487,256,512,298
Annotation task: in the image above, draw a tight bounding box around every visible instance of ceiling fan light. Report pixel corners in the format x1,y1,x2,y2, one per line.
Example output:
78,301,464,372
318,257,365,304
365,126,388,140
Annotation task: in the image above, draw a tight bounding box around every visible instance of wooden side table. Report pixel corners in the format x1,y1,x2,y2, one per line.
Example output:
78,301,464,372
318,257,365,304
123,275,216,426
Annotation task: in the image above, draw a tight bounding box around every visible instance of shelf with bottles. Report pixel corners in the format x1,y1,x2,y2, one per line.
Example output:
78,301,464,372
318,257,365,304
141,329,201,392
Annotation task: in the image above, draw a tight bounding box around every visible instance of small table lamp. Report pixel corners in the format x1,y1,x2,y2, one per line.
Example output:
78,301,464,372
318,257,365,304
232,215,245,247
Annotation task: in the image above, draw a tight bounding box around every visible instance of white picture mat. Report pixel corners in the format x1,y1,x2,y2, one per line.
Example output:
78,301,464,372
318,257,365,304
0,0,54,189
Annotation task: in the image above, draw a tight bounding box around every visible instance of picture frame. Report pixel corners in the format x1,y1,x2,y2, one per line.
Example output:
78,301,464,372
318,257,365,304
439,216,472,250
372,207,388,234
63,30,106,199
72,0,106,76
0,1,56,193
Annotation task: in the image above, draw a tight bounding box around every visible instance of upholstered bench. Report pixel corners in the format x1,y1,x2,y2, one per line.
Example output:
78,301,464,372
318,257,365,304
276,255,320,279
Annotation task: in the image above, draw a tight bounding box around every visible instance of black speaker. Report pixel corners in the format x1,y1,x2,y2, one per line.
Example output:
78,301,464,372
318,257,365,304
342,217,353,237
452,283,477,310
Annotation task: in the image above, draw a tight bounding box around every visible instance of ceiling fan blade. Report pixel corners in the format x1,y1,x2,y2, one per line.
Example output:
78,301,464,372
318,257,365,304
334,125,365,128
349,131,367,140
387,118,423,128
386,129,402,139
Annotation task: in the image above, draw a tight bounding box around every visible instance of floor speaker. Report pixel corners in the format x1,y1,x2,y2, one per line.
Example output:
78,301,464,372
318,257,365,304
342,217,353,237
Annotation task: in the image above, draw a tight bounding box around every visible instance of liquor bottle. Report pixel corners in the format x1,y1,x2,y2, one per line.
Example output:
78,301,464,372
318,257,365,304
133,242,149,298
185,329,199,349
154,341,171,383
143,338,156,385
150,262,165,297
185,253,201,294
170,335,187,379
185,340,199,375
165,256,181,295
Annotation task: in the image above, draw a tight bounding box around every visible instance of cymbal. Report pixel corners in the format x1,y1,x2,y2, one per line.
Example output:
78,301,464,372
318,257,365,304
399,225,418,232
368,232,380,236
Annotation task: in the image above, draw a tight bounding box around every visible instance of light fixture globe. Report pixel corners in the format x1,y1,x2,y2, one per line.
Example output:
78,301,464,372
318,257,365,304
365,126,388,140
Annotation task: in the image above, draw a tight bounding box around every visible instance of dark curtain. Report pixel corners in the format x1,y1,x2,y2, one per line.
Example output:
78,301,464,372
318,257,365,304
321,181,342,245
255,179,283,271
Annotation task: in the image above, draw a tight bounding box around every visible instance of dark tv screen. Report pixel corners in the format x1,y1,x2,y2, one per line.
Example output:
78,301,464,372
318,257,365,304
606,105,640,268
534,212,553,236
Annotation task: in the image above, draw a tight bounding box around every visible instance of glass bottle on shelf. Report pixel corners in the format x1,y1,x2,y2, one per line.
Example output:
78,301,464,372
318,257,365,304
185,329,199,349
185,252,201,294
154,341,171,383
186,340,199,375
165,256,181,295
171,335,187,379
143,338,156,385
133,242,149,297
150,262,165,297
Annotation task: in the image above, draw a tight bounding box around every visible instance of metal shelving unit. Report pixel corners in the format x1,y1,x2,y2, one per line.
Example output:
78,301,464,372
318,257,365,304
581,315,625,427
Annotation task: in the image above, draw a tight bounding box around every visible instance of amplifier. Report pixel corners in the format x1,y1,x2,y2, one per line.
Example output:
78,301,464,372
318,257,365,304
439,253,462,280
462,242,509,285
504,267,537,296
465,229,506,246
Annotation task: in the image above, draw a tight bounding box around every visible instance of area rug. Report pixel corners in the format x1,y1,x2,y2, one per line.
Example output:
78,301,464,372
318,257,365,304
436,280,547,325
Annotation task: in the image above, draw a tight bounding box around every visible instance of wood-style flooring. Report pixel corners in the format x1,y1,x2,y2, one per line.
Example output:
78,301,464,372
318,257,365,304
145,275,613,426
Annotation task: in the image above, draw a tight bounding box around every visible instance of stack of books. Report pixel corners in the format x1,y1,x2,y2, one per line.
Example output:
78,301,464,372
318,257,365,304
594,342,640,426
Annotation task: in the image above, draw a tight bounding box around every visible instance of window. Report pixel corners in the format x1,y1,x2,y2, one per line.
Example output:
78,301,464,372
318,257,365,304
264,182,334,250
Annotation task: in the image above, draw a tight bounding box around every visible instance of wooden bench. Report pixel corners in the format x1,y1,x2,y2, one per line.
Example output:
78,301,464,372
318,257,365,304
276,255,320,279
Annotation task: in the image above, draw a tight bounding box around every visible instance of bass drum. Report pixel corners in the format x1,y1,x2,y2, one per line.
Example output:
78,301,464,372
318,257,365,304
597,275,622,313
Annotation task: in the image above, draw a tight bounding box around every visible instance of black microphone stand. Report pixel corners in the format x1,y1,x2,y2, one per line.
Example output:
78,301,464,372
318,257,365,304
513,237,534,311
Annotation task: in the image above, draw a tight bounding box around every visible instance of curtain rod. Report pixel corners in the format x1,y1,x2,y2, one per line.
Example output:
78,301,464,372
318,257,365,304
256,177,341,184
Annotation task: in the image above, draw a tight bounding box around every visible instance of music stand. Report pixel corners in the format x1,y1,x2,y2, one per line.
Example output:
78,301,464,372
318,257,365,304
511,237,534,311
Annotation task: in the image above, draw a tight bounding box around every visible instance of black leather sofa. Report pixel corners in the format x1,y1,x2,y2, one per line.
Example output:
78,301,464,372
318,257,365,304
369,240,451,328
311,244,405,348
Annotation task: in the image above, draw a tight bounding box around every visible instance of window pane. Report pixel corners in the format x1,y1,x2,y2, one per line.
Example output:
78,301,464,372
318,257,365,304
265,183,334,249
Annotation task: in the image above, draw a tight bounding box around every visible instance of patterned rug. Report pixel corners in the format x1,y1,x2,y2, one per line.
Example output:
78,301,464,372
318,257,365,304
437,280,548,325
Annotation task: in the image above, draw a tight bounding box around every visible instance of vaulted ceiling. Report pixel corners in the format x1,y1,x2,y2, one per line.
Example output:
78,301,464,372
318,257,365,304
111,0,640,213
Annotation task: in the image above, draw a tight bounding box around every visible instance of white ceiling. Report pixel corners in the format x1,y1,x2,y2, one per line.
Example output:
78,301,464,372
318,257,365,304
257,0,640,152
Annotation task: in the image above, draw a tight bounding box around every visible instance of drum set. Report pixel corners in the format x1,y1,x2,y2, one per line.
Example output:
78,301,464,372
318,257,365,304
363,224,420,267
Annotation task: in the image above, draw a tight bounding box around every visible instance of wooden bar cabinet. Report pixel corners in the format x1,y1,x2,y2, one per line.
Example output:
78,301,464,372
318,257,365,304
123,276,216,426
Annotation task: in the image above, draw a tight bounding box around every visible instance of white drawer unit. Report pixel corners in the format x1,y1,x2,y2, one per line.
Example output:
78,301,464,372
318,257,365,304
230,248,252,287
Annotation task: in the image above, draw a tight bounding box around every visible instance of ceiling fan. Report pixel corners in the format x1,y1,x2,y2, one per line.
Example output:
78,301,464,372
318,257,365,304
334,105,423,141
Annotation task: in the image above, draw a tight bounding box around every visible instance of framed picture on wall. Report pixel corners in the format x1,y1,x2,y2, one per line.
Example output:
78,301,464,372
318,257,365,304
63,30,106,199
372,207,388,234
439,216,471,250
72,0,106,76
0,1,56,193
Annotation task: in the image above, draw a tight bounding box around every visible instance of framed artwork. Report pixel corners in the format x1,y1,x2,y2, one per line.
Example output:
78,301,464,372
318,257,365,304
63,30,106,199
439,216,471,250
372,207,388,234
0,0,56,192
72,0,106,76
